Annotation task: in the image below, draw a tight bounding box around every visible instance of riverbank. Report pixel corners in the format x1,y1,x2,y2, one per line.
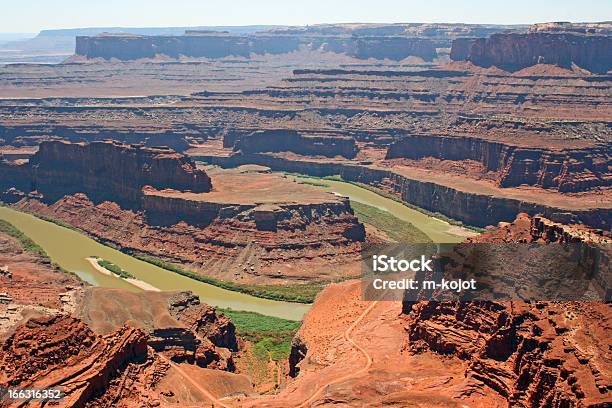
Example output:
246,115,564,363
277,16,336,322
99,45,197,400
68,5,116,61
288,174,478,243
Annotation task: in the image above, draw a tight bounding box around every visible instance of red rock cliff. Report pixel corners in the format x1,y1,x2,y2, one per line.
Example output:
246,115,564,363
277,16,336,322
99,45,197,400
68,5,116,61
11,140,212,208
0,315,148,407
402,215,611,407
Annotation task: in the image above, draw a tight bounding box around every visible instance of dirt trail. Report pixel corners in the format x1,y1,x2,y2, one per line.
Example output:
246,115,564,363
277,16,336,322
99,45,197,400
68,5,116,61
296,300,380,407
159,355,231,408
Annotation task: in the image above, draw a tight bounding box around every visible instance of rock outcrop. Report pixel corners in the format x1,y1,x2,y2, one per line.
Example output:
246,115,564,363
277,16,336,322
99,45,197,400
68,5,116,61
0,315,150,407
402,215,611,407
231,129,358,159
385,134,611,192
404,300,611,407
78,288,238,372
1,140,212,208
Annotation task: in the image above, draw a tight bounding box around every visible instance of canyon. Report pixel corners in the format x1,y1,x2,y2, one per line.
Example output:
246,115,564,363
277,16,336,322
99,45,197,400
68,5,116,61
0,18,610,407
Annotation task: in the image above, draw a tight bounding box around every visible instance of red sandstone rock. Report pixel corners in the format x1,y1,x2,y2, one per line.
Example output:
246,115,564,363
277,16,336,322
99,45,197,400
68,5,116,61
385,134,611,192
0,315,149,407
401,214,611,407
15,188,365,284
451,24,612,73
2,140,212,208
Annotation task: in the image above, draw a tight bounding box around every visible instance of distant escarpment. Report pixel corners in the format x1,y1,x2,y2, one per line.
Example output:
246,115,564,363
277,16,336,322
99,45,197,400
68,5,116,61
75,32,438,61
385,134,611,192
229,129,358,159
402,214,611,407
1,140,211,208
451,28,612,73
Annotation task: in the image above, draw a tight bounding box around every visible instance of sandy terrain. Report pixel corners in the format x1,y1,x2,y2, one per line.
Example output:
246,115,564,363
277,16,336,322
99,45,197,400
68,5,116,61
86,257,161,292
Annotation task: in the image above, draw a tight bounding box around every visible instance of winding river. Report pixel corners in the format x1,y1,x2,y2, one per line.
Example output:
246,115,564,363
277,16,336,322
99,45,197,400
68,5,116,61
0,177,476,321
0,206,310,320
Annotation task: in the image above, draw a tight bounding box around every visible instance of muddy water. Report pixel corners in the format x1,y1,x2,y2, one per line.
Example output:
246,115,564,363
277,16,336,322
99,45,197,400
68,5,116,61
292,176,477,243
0,206,310,320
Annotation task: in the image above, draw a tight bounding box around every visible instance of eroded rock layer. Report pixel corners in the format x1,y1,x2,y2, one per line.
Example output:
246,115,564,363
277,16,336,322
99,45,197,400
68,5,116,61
385,134,611,192
15,189,364,283
0,315,150,407
231,129,358,159
75,31,438,61
79,288,237,372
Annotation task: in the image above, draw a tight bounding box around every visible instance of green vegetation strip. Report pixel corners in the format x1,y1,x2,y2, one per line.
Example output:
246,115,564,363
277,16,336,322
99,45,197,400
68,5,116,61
96,258,135,279
220,308,300,362
0,219,48,257
133,254,323,303
0,219,76,276
350,201,432,243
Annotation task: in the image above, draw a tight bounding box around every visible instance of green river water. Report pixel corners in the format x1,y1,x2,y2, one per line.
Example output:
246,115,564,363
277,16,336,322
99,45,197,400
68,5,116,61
0,177,474,321
293,177,473,243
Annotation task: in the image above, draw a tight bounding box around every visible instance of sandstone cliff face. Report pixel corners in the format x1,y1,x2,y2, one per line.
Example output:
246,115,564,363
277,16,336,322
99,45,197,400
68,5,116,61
231,129,358,159
451,32,612,73
4,140,212,208
449,37,477,61
404,301,611,407
385,134,611,192
16,192,365,284
75,32,438,61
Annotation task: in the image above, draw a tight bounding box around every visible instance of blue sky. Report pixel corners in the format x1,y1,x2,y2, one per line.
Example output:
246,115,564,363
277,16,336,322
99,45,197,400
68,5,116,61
2,0,611,33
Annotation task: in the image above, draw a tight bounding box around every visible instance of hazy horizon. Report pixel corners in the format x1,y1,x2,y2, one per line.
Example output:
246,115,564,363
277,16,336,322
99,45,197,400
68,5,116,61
1,0,611,34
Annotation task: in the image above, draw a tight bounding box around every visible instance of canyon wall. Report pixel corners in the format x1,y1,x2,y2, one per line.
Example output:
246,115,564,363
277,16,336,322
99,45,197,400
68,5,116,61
199,153,610,230
0,123,193,152
75,32,438,61
451,31,612,73
385,134,611,192
15,192,365,283
231,129,358,159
